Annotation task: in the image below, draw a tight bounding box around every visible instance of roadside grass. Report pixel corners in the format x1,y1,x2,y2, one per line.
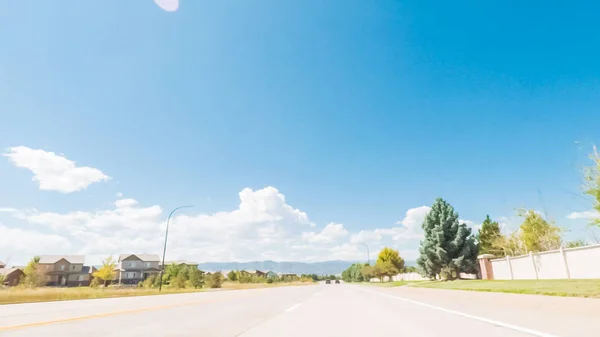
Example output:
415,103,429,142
0,281,316,305
411,279,600,298
0,286,205,305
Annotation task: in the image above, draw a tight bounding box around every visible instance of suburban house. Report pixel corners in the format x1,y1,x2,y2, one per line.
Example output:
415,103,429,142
265,271,278,278
242,270,266,277
162,260,199,268
116,254,161,285
0,266,25,286
38,255,92,286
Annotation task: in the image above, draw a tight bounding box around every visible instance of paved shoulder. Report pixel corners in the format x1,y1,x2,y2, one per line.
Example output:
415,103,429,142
365,285,600,337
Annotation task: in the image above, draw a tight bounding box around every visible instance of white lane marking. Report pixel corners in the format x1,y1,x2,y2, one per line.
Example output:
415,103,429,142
359,288,562,337
284,303,302,312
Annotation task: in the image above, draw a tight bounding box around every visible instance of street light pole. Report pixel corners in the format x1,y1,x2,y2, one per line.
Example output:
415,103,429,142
361,243,370,265
158,205,193,291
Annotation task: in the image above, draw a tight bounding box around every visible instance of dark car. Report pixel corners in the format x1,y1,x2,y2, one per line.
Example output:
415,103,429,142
325,280,331,284
335,280,340,284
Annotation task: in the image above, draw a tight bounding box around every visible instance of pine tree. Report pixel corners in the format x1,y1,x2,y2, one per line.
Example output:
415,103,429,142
477,215,502,256
416,198,478,280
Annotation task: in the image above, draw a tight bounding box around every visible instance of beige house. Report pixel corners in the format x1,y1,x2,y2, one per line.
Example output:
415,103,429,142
116,254,161,285
38,255,92,286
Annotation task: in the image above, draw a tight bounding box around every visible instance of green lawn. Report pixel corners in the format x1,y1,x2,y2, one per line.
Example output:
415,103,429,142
411,279,600,298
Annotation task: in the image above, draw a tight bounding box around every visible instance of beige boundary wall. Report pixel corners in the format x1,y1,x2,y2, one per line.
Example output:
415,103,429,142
483,243,600,280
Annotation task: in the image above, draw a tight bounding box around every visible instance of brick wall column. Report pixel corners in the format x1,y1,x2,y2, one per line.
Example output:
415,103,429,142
477,254,495,280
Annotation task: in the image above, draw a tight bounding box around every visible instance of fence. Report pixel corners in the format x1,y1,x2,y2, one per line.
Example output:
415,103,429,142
488,243,600,280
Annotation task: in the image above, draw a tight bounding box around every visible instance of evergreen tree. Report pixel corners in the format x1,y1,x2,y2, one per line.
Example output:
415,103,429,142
477,215,502,256
416,198,478,280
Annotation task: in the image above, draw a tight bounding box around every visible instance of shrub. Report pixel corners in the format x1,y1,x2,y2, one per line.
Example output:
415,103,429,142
89,278,101,288
142,275,156,289
170,275,186,289
205,272,224,288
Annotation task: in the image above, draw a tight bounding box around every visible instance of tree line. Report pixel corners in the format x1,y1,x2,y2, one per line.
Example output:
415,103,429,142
342,247,410,282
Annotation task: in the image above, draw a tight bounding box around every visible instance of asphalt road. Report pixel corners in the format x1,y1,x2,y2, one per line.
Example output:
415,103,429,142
0,284,598,337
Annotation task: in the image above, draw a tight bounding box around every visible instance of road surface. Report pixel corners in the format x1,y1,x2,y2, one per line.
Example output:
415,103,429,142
1,284,599,336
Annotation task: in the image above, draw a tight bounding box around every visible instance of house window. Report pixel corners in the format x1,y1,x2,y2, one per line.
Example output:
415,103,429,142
59,265,65,271
72,265,76,270
130,262,136,268
146,262,150,268
78,275,84,281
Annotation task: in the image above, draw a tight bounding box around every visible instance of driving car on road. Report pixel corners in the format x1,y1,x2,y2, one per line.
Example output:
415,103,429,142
325,280,331,284
335,280,340,284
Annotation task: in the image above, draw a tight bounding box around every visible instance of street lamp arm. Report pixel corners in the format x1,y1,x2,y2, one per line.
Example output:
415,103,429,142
158,205,194,291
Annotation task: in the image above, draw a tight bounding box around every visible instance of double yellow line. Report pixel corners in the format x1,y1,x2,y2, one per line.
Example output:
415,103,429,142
0,291,257,332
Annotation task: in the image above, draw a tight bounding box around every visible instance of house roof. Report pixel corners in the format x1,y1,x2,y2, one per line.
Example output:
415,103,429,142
0,267,23,277
81,266,96,274
38,255,85,264
118,254,160,262
0,261,5,267
163,260,198,266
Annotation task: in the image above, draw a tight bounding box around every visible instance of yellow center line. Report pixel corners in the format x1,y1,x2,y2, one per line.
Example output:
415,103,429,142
0,293,253,332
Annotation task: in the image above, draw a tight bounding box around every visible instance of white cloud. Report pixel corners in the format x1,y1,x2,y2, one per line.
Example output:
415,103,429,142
115,198,139,208
0,223,72,263
567,210,600,220
154,0,179,12
350,206,429,244
302,223,348,243
0,186,445,265
4,146,110,193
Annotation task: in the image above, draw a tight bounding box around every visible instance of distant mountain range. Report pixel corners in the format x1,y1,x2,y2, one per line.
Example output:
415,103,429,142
197,260,416,275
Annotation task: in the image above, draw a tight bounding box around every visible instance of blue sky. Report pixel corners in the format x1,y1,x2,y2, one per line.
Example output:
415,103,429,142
1,1,599,265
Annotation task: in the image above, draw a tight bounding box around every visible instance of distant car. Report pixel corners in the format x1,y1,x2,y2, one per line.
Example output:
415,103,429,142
335,280,340,284
325,280,331,284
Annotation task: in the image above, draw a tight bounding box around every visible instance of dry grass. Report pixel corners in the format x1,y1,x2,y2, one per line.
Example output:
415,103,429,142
412,279,600,298
0,287,204,305
0,281,316,305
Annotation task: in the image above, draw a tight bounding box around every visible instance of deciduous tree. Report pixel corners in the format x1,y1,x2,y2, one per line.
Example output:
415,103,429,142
517,209,562,253
22,256,44,287
92,256,117,287
565,239,587,248
376,247,405,272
